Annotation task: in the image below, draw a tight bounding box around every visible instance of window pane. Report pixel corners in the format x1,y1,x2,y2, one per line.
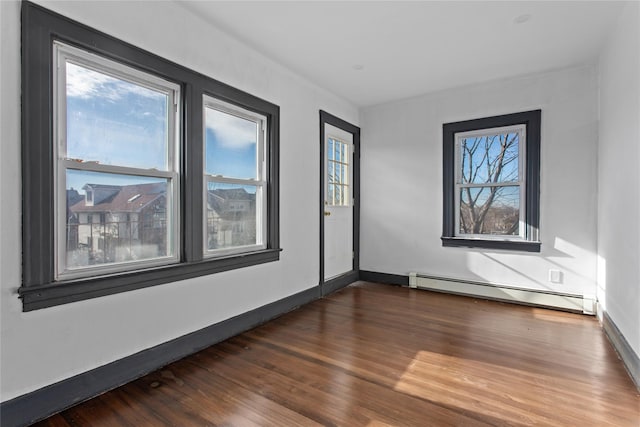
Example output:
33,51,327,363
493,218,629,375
334,140,342,162
205,107,258,179
66,62,169,170
460,132,519,184
459,186,520,235
328,138,334,161
334,184,342,205
66,170,171,270
206,182,259,250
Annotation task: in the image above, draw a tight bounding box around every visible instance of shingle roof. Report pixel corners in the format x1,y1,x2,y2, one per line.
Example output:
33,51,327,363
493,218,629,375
70,183,166,213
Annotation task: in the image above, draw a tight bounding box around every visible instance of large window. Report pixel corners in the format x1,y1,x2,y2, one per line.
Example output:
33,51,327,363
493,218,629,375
54,42,181,279
20,2,280,310
442,110,541,252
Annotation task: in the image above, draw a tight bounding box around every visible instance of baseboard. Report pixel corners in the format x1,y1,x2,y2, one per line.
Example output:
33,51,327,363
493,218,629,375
0,286,321,427
322,270,359,296
602,312,640,391
359,270,408,286
408,273,594,314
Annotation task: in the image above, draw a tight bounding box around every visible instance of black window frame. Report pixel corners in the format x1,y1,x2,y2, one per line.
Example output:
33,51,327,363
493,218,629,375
441,110,541,252
19,2,280,311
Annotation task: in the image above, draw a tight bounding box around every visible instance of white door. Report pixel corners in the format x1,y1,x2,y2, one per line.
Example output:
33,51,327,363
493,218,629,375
324,123,354,280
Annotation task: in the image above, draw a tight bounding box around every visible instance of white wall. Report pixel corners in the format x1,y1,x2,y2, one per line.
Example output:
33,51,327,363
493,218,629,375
361,65,599,298
598,1,640,357
0,0,358,401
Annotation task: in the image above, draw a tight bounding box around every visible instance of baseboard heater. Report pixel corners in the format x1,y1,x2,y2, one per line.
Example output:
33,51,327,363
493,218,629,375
408,273,595,315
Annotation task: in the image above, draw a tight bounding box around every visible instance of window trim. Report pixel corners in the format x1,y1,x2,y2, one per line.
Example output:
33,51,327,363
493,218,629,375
441,110,541,252
19,2,280,311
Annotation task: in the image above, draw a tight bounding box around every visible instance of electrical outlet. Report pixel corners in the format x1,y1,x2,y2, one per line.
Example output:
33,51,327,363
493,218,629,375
549,269,563,284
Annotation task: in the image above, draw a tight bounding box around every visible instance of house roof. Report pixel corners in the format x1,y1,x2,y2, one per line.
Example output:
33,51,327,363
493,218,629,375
70,183,166,213
207,188,255,219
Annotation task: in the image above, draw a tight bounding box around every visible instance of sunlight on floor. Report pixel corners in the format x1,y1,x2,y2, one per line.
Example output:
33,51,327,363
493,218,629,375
530,307,591,325
391,349,609,426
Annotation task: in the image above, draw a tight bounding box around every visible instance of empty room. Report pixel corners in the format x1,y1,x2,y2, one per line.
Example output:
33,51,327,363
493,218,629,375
1,1,639,426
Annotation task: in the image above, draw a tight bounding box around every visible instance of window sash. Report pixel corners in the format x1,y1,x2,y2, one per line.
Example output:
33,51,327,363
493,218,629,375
202,96,267,256
453,124,526,240
53,42,181,280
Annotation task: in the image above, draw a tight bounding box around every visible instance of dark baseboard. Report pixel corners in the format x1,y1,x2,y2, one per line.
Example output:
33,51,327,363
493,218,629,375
321,270,359,296
602,312,640,391
359,270,408,286
0,286,321,427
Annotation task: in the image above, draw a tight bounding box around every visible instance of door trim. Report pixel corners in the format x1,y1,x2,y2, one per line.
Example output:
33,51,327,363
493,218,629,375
319,110,360,295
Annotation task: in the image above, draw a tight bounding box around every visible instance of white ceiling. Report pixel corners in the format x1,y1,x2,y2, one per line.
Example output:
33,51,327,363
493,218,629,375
177,1,625,107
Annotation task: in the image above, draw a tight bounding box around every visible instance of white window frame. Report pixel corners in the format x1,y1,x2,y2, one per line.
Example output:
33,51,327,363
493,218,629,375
453,124,526,241
203,96,267,257
53,41,181,280
326,135,352,208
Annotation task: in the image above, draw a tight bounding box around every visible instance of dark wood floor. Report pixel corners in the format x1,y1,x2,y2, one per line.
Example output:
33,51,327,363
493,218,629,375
34,282,639,426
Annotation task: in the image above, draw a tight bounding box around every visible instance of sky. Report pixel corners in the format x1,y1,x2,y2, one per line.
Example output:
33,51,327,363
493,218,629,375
459,132,520,208
460,133,519,184
65,60,258,194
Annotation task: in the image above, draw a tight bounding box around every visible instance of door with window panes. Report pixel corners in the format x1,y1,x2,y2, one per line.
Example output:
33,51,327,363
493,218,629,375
324,123,353,280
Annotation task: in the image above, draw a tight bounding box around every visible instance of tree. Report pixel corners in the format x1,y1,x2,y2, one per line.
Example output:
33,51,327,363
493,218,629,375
459,132,520,235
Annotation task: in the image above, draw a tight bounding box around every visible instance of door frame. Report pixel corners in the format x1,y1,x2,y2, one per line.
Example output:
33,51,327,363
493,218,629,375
319,110,360,296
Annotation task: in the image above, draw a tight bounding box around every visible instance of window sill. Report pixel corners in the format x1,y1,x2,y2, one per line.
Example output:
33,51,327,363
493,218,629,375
441,237,541,252
18,248,282,311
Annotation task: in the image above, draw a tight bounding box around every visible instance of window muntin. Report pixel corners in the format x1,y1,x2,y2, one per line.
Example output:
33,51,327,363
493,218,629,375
203,97,266,255
454,125,525,239
54,42,180,280
327,137,350,207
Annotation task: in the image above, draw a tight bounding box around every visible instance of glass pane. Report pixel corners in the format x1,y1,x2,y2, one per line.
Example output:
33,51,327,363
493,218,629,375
460,132,519,184
206,181,259,250
334,140,342,162
342,143,349,165
459,186,520,235
341,162,349,186
327,161,335,184
327,184,334,205
65,170,171,270
334,184,342,206
327,138,334,161
65,62,169,170
205,107,258,179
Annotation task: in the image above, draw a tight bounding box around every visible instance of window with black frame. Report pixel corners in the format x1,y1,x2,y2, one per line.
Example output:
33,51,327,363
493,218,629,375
441,110,541,252
20,2,280,311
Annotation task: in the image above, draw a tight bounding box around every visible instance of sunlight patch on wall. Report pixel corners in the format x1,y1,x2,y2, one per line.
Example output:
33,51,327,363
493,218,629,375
596,254,607,312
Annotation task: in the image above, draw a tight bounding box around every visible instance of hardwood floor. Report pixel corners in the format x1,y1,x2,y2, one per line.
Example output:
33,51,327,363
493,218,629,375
34,282,640,426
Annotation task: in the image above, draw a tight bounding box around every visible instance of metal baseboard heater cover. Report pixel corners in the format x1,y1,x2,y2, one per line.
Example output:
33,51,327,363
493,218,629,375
408,273,595,315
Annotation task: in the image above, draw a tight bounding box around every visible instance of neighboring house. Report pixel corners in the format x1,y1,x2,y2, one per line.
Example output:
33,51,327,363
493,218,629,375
69,183,167,266
65,188,84,251
68,184,256,265
206,188,256,250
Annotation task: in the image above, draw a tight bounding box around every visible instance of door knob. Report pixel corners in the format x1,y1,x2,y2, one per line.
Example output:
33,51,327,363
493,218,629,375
324,211,331,216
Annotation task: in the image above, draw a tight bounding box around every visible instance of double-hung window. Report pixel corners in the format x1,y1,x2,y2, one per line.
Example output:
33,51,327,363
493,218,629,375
54,42,181,279
442,110,541,252
20,2,280,311
203,98,267,255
